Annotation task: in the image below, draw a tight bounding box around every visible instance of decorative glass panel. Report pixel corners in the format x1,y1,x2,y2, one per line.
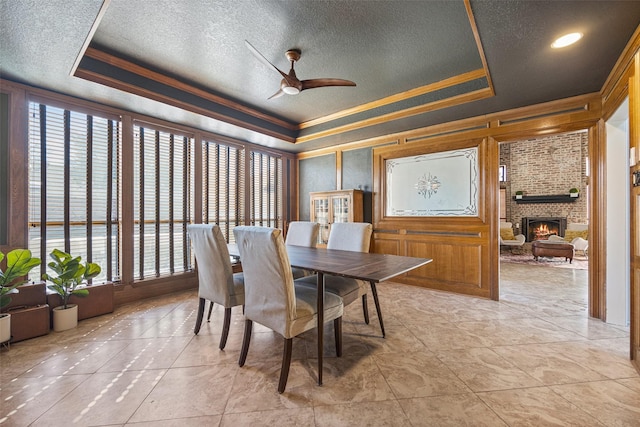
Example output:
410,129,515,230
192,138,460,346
385,147,478,216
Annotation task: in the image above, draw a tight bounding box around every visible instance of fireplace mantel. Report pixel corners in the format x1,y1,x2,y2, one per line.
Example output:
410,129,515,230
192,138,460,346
513,194,579,204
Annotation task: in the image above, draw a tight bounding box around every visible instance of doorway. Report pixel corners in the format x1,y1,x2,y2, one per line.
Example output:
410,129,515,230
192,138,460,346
604,97,631,327
498,131,591,321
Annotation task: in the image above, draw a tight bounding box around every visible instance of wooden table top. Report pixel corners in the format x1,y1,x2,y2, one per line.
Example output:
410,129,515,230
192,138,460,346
229,244,431,283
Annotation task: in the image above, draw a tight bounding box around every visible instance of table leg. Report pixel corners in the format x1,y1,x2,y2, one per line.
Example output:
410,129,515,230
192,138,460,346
317,272,324,386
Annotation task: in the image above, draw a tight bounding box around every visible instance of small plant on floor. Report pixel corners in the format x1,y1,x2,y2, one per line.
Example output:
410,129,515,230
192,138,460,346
569,187,579,196
43,249,101,310
0,249,40,311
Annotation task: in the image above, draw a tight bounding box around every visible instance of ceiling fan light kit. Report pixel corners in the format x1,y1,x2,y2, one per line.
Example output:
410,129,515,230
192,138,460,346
245,40,356,99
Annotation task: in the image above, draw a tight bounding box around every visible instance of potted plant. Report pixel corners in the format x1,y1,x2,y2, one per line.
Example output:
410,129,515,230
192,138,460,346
0,249,41,343
569,187,579,197
515,190,524,199
43,249,101,332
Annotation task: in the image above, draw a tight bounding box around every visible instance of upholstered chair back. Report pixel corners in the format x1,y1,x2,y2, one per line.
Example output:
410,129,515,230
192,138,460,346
233,226,299,337
285,221,319,248
187,224,244,307
327,222,373,253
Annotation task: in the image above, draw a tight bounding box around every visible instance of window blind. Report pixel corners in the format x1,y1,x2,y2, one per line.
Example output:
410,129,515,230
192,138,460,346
202,139,244,243
250,151,282,229
133,125,193,279
27,102,120,282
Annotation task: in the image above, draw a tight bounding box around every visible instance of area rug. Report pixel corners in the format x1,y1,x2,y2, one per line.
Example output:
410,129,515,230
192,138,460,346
500,252,588,270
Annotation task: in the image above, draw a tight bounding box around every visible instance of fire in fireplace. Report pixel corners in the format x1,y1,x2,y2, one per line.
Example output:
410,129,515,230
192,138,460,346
521,217,567,242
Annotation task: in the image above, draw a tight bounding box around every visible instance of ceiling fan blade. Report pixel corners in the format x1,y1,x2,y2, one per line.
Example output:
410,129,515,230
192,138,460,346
301,78,356,91
268,88,285,100
245,40,296,86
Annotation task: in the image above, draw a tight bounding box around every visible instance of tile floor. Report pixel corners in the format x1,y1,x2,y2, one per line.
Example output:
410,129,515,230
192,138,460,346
1,263,638,426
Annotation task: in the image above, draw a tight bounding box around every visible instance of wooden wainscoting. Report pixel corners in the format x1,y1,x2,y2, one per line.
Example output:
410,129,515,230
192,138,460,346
373,229,490,298
372,136,497,299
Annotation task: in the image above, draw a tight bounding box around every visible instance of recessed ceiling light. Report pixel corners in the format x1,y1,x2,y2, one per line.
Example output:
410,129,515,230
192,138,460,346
551,32,583,48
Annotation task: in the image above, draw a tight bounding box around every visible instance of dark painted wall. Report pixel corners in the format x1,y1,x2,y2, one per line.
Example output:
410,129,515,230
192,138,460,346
342,147,373,223
298,153,336,221
298,148,374,223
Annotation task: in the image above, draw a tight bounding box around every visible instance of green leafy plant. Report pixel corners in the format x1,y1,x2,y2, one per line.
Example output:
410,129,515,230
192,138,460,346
43,249,101,310
569,187,579,193
0,249,41,311
515,190,524,195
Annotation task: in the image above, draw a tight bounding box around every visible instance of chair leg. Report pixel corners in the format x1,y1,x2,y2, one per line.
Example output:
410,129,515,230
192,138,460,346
219,307,232,350
239,319,253,367
194,298,205,335
334,317,342,357
207,301,214,321
361,294,370,324
369,281,386,338
278,338,293,394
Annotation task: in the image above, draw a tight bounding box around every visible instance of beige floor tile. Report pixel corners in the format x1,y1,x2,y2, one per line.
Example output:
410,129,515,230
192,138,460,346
436,347,543,392
478,386,605,426
30,369,166,426
224,359,314,413
97,336,194,372
617,377,640,393
308,356,396,406
357,323,431,355
550,380,640,426
1,342,63,383
374,351,471,398
398,393,508,426
545,315,630,340
1,262,634,426
0,374,90,427
129,365,237,422
492,343,608,385
221,407,315,426
126,415,222,426
314,400,412,427
19,340,132,377
543,341,640,379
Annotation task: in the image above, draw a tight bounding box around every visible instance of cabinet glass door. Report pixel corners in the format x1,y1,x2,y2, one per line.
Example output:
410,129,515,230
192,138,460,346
332,196,350,223
314,198,330,244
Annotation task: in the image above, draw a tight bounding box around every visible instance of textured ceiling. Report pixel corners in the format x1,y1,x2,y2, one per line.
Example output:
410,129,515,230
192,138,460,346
1,1,639,153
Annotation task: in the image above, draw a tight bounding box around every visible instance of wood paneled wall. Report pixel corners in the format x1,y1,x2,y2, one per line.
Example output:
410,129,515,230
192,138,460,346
300,93,604,301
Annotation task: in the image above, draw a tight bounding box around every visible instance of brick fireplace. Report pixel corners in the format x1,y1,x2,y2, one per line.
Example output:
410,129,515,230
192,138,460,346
522,217,567,242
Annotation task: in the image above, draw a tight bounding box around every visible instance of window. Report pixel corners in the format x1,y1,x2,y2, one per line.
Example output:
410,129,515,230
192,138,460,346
28,102,120,282
202,139,244,243
132,124,194,279
499,164,507,182
250,151,282,229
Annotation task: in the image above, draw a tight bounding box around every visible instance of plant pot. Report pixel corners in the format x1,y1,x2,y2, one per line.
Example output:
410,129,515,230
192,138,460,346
570,193,579,197
52,304,78,332
0,313,10,343
516,195,523,199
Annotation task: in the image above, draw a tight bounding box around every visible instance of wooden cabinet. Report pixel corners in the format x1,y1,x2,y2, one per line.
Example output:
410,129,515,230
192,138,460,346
310,189,363,246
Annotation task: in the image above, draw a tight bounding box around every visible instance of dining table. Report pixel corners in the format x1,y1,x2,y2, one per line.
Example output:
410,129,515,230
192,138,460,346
228,243,432,385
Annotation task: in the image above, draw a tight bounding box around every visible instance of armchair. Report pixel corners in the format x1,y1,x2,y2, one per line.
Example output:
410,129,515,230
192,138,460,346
499,222,526,249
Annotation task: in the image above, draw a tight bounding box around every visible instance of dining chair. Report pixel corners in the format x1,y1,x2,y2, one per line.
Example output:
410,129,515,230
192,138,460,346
233,226,343,393
297,222,385,336
187,224,244,350
285,221,319,279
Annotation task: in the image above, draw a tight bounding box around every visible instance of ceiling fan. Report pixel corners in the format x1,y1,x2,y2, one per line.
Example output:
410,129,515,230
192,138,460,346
245,40,356,99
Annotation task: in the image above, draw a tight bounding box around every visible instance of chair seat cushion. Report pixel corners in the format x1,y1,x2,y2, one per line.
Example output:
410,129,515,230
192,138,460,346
296,274,366,306
500,228,515,241
291,267,314,280
289,280,344,337
229,273,245,307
